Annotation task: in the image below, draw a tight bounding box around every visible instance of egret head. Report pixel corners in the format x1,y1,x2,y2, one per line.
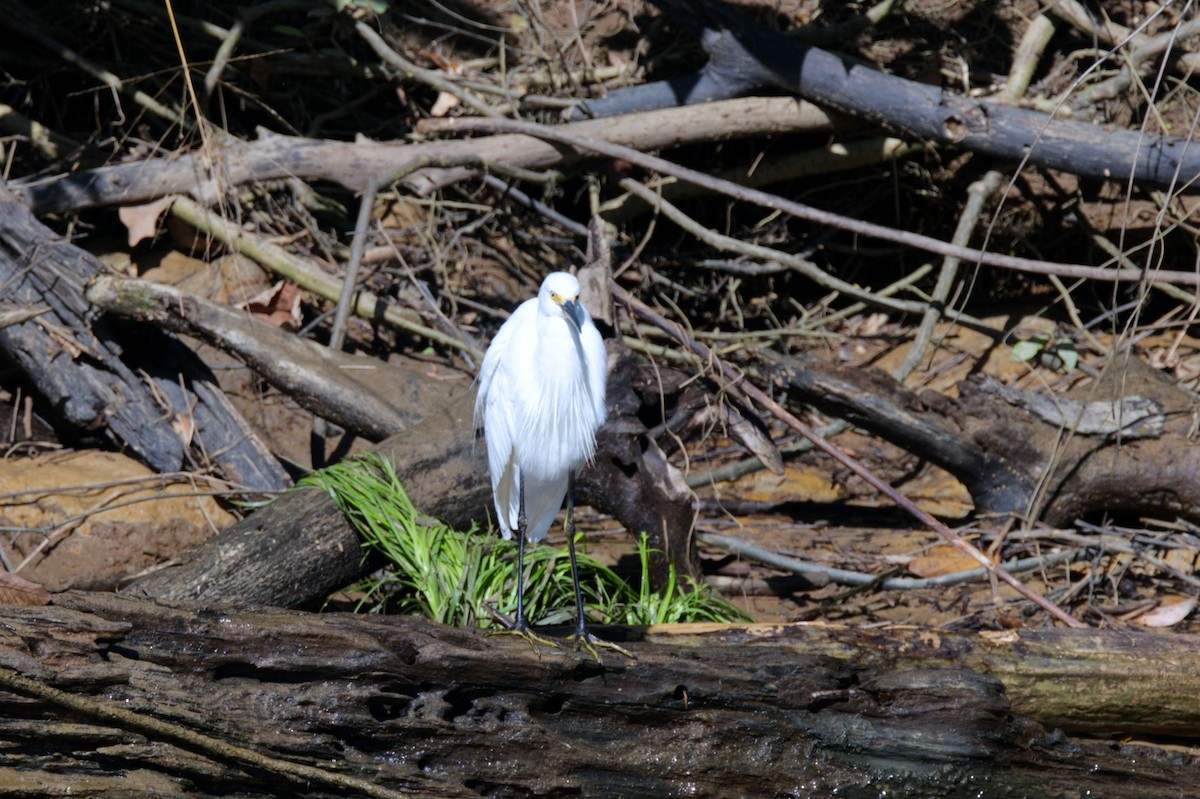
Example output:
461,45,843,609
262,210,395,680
538,271,586,332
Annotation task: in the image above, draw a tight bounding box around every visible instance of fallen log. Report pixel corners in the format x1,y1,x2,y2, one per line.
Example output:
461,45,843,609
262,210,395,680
0,591,1197,798
776,351,1200,524
14,97,832,214
632,0,1200,189
0,185,288,492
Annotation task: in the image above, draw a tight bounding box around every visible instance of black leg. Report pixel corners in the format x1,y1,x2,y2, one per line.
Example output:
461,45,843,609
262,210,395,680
514,481,529,630
487,475,555,653
565,470,636,663
564,470,588,639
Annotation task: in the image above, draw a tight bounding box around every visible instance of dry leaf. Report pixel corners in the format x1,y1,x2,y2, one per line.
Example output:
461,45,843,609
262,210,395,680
0,572,51,606
118,196,176,247
430,90,460,117
724,399,783,476
1135,596,1197,628
737,467,841,504
240,281,302,328
171,413,196,448
859,312,889,337
907,545,982,578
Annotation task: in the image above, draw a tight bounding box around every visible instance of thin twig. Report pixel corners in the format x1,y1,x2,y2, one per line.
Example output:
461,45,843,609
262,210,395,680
698,530,1082,590
313,178,379,465
2,3,182,126
614,282,1085,627
354,20,501,118
169,197,484,361
448,118,1200,287
896,171,1003,380
617,177,932,317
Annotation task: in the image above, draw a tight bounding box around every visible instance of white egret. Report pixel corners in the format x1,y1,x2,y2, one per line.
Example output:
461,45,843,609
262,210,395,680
475,271,632,660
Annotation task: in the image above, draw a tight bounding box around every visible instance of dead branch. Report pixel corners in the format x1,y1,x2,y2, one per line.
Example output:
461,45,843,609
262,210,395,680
0,591,1197,798
15,97,832,214
777,351,1200,526
87,276,418,441
0,185,287,492
615,0,1200,192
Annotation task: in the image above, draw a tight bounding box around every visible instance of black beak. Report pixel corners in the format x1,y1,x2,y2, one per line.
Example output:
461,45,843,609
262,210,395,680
561,299,585,333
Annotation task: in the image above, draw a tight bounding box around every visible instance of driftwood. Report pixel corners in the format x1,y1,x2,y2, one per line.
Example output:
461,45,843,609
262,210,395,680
778,351,1200,524
1,591,1198,798
0,186,288,492
14,97,833,214
602,0,1200,190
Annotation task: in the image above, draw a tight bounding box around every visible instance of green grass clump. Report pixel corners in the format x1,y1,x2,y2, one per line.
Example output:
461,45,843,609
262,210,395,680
300,453,749,627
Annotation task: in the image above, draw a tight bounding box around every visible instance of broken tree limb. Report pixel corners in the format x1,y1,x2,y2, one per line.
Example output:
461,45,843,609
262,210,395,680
14,97,833,214
0,590,1197,798
777,351,1200,526
0,185,288,492
87,275,419,441
641,0,1200,191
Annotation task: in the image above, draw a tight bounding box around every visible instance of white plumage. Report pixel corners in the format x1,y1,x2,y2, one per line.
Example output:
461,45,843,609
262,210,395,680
475,271,607,544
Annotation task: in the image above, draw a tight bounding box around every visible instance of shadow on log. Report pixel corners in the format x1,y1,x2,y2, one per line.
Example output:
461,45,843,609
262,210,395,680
0,591,1197,798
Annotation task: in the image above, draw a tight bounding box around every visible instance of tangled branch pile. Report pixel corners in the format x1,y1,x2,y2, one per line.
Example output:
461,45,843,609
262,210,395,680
3,0,1200,631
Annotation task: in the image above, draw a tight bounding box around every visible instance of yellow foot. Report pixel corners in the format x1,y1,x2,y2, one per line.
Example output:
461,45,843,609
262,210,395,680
486,625,560,656
569,629,637,665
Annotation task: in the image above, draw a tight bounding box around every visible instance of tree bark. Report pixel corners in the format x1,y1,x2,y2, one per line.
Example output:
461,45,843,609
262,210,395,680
778,351,1200,524
15,97,833,214
0,591,1197,798
0,185,288,492
88,275,420,441
638,0,1200,190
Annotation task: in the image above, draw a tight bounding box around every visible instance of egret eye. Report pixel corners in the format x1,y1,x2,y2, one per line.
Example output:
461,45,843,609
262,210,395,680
551,291,561,303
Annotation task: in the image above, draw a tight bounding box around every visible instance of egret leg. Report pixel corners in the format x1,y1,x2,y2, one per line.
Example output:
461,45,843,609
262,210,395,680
488,478,556,653
565,471,636,663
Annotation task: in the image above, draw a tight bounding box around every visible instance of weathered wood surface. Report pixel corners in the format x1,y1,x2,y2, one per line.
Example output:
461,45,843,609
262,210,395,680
0,185,289,492
620,0,1200,190
88,275,420,441
778,351,1200,524
1,591,1198,798
15,98,832,213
